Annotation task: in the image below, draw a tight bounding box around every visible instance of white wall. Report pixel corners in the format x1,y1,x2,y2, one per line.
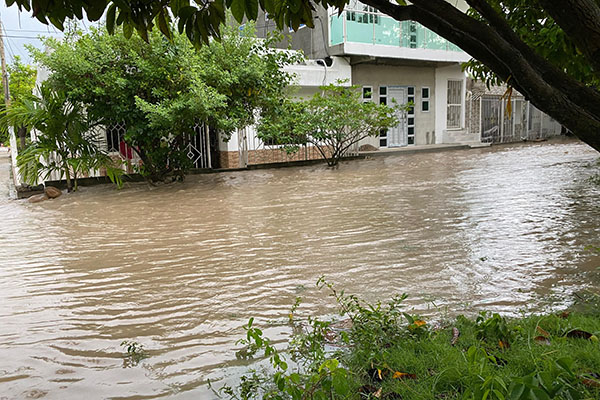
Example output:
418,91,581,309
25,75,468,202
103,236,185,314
434,64,467,144
230,56,353,152
352,63,437,146
284,56,352,88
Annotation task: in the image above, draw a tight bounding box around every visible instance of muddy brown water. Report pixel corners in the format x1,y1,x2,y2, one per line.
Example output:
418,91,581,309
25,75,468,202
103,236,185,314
1,139,600,399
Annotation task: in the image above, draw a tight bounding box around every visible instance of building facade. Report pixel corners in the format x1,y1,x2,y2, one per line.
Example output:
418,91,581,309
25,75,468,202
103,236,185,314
252,0,477,150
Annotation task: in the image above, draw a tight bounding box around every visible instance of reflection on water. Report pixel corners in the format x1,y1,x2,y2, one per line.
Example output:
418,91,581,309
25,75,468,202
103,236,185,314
1,140,599,398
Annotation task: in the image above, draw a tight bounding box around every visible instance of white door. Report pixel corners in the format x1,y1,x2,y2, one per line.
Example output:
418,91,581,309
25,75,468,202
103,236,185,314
387,87,408,147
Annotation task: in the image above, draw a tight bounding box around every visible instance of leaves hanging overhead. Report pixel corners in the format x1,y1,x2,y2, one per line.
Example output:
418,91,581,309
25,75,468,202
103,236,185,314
4,0,347,44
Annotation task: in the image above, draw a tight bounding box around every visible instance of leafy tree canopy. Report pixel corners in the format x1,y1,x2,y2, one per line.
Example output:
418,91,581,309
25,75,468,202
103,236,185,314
1,56,37,107
6,0,600,151
5,0,347,47
258,83,400,167
2,83,124,190
463,0,599,87
0,56,36,144
33,21,299,181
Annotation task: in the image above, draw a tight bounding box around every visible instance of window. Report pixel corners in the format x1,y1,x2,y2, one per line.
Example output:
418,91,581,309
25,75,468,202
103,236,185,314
421,87,430,112
407,86,415,145
409,22,417,48
447,80,462,129
379,86,388,147
379,129,387,147
351,5,380,24
362,86,373,102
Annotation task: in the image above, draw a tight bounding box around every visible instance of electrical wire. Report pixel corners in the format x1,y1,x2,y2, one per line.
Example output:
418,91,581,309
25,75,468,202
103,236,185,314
3,25,28,60
3,28,58,33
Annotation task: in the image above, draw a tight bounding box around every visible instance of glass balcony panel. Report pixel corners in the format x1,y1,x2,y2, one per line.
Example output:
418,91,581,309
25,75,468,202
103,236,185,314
330,9,463,52
374,15,400,46
346,14,375,44
330,14,344,45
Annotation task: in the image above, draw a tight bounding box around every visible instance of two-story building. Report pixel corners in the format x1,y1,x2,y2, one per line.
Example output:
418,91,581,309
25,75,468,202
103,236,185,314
254,0,477,150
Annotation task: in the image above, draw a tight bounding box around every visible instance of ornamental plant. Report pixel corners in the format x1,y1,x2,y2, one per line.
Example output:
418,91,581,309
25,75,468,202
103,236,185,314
258,83,402,167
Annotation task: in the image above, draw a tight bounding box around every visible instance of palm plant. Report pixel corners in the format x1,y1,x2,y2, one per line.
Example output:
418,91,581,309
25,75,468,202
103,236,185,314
1,83,123,191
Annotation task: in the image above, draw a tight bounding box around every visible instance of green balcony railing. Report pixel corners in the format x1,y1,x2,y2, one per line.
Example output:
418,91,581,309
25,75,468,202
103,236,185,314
330,10,463,52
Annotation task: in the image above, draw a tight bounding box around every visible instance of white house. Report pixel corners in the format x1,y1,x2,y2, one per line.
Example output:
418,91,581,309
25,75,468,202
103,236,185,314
250,0,476,152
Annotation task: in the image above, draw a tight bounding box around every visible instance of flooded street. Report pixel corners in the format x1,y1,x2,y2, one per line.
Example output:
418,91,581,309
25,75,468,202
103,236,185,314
1,139,599,399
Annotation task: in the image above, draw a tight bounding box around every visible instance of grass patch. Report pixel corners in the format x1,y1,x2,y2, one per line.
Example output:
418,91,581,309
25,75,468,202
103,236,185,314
217,279,600,399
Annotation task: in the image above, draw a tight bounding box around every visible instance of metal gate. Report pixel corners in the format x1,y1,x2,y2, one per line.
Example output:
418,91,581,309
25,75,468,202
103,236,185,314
185,122,212,169
475,96,562,144
105,121,212,170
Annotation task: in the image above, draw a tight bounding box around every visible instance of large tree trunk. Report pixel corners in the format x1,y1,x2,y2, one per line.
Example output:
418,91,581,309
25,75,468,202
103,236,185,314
360,0,600,152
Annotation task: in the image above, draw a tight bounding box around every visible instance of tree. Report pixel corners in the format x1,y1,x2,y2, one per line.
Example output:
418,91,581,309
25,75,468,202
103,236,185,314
7,0,600,153
1,83,123,191
33,22,297,182
258,83,399,167
0,56,36,147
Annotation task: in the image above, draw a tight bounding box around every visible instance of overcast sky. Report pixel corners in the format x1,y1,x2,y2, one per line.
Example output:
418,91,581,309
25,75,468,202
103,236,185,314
0,4,96,65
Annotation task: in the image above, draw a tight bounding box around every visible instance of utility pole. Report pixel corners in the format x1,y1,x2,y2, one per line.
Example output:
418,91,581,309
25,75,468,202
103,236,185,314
0,17,23,153
0,18,9,107
0,16,22,188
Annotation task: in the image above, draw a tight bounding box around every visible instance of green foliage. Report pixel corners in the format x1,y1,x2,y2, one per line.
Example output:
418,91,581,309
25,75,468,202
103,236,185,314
475,312,517,348
5,0,350,46
33,21,297,182
221,280,600,399
0,56,37,144
1,83,123,190
121,340,148,367
1,56,37,108
217,315,352,400
465,0,599,88
258,83,400,167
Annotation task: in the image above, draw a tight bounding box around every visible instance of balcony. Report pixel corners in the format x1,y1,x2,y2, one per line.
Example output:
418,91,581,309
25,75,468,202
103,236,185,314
329,7,470,63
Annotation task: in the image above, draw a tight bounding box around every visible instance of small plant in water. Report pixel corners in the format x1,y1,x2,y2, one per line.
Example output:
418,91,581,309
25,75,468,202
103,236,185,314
121,340,147,367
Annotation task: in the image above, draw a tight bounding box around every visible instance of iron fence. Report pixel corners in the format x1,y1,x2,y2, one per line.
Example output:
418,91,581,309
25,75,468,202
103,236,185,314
466,95,562,144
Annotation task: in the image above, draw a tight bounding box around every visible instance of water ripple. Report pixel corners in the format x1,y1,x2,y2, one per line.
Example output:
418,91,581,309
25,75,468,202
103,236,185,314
1,140,599,398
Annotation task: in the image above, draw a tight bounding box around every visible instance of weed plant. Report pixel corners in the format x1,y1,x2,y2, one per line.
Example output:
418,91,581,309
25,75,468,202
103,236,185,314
216,278,600,399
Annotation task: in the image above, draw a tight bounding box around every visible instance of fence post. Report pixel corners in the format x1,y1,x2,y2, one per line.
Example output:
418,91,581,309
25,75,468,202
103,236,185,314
525,101,530,140
8,126,22,188
500,98,504,143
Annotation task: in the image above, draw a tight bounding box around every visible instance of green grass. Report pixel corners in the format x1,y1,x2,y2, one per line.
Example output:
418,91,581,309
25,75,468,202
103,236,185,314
222,284,600,400
344,312,600,399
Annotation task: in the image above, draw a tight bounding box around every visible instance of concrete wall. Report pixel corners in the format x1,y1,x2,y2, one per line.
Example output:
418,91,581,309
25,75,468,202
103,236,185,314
284,56,352,92
434,64,467,144
254,7,330,60
352,63,437,146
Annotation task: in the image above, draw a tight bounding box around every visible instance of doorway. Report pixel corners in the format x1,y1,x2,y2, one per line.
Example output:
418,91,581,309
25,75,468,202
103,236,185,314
387,86,409,147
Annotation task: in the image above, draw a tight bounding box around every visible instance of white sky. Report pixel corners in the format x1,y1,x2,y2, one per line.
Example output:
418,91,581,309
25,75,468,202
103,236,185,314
0,4,97,65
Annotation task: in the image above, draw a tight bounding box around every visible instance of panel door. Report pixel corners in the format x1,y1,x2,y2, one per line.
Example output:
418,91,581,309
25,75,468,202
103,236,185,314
387,87,408,147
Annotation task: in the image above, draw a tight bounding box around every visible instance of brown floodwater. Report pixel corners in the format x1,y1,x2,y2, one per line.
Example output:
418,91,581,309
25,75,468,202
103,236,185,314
1,139,599,399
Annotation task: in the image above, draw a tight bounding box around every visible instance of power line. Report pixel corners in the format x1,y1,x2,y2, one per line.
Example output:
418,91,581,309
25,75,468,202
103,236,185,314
0,34,60,39
3,28,63,33
2,26,17,59
2,25,28,61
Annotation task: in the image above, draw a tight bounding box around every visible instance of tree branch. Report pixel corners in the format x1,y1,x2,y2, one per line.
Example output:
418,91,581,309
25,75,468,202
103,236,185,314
360,0,600,150
538,0,600,75
466,0,600,117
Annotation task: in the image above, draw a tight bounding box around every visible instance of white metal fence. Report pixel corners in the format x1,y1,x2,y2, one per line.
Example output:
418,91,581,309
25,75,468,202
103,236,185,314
32,121,213,184
466,95,562,144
